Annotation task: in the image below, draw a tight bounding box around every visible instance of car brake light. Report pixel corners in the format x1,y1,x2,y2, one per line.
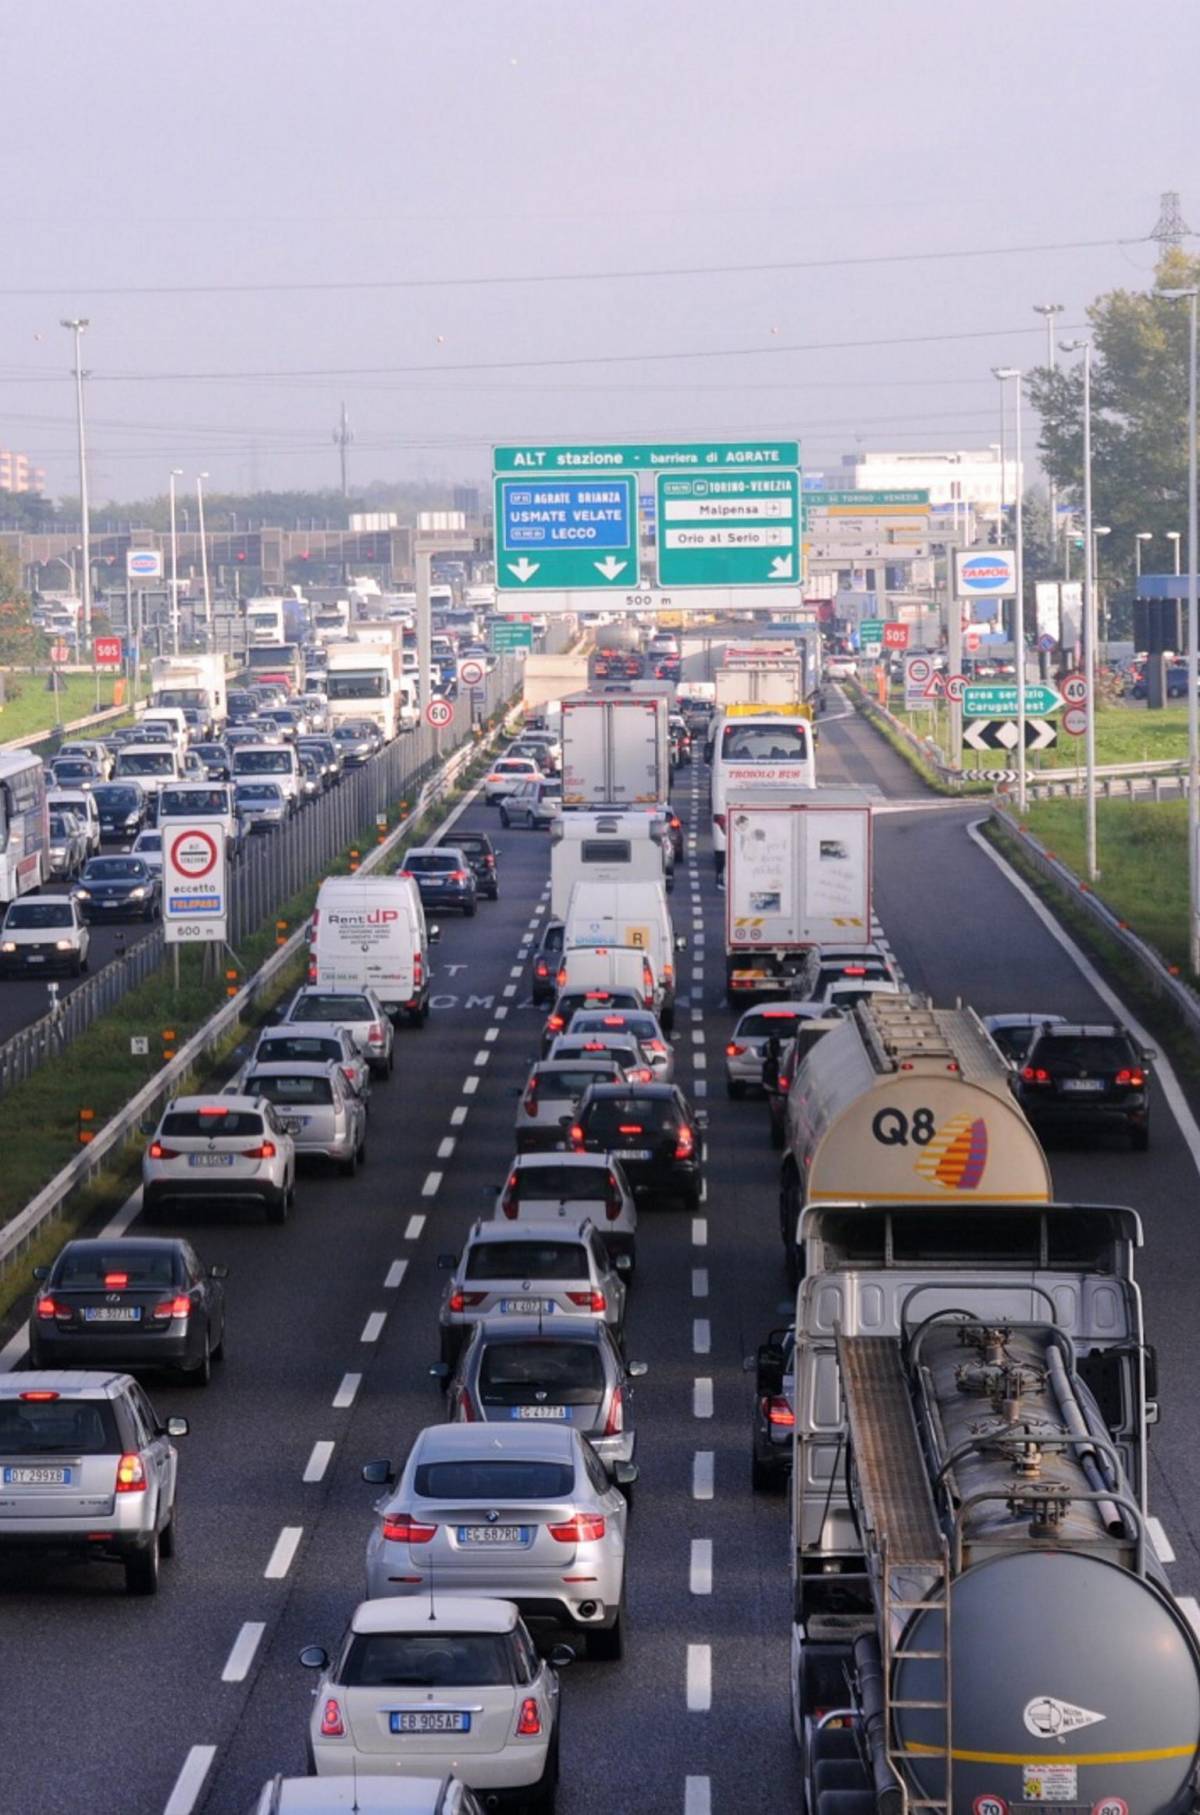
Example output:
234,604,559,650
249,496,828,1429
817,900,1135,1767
645,1039,667,1056
548,1513,606,1543
104,1273,129,1288
153,1295,191,1319
20,1390,60,1401
35,1297,62,1320
116,1453,147,1494
780,1074,791,1090
308,961,317,982
618,1124,644,1136
243,1141,277,1159
567,1290,606,1311
1115,1068,1145,1087
147,1142,179,1160
606,1172,622,1220
398,869,414,879
523,1080,539,1117
500,1173,521,1218
601,1016,624,1028
535,960,549,977
546,1014,564,1033
320,1698,345,1736
485,854,496,867
842,965,866,977
762,1394,795,1428
569,1123,585,1150
381,1514,437,1543
341,1067,356,1088
447,1290,486,1312
726,1042,746,1057
556,967,567,988
368,1023,384,1043
450,870,468,883
516,1696,542,1736
675,1124,695,1161
413,952,423,987
1021,1066,1051,1085
198,1105,229,1117
603,1385,625,1436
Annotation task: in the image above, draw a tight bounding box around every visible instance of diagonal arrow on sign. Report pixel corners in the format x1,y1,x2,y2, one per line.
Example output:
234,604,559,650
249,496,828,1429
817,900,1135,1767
506,558,540,584
768,555,794,579
964,718,1058,753
594,556,628,581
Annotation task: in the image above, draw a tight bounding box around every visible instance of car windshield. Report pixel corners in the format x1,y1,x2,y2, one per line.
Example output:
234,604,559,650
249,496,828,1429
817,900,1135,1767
234,750,290,773
414,1460,575,1500
572,1012,657,1041
49,816,74,838
135,834,162,851
94,787,141,812
539,924,565,956
737,1010,809,1038
117,753,175,774
536,1067,618,1095
236,785,283,804
246,1073,334,1105
582,1096,676,1137
406,853,457,873
557,991,640,1022
342,1632,514,1688
466,1240,590,1281
83,860,146,880
722,722,810,762
292,993,373,1022
161,789,229,815
553,1042,638,1071
194,747,227,762
5,903,73,929
452,834,488,854
480,1341,605,1405
991,1024,1040,1064
1034,1035,1135,1072
258,1036,340,1064
513,1167,611,1202
160,1109,265,1137
0,1398,121,1456
53,1246,179,1288
53,761,93,779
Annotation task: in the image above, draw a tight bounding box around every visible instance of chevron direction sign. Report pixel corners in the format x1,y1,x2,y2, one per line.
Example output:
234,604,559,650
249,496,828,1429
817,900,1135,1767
964,718,1057,753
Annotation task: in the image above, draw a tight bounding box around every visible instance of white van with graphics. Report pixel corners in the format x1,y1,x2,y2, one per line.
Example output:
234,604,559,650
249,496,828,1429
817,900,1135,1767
309,875,436,1024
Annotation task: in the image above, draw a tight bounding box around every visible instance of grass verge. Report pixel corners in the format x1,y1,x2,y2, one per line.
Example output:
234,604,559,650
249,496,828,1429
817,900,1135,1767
1018,798,1189,975
0,672,123,743
888,691,1189,776
846,682,991,797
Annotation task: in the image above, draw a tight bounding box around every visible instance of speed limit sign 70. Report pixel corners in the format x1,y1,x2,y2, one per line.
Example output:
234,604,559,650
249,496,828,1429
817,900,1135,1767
425,697,454,729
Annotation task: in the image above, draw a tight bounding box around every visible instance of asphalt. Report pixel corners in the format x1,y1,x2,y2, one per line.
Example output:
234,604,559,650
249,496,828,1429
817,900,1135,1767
0,692,1198,1814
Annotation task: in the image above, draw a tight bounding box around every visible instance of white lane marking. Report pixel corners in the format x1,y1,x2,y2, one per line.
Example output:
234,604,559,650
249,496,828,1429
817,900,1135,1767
403,1215,426,1240
361,1311,387,1343
494,1005,509,1020
693,1319,710,1354
473,1049,491,1066
450,1106,468,1125
221,1620,266,1683
0,1329,28,1371
691,1006,704,1021
332,1372,362,1409
162,1744,217,1815
1148,1516,1177,1564
694,1051,707,1069
692,1451,714,1499
437,1137,456,1160
693,1377,714,1418
509,965,523,978
422,1171,443,1195
1180,1596,1200,1643
302,1440,334,1484
502,984,517,999
694,1078,708,1098
691,1029,704,1043
692,1216,708,1246
689,1539,713,1595
484,1026,499,1042
98,1185,142,1240
385,1259,409,1289
968,818,1200,1181
692,1268,709,1298
264,1525,303,1579
463,1074,481,1093
527,917,540,930
699,1176,708,1202
686,1644,712,1712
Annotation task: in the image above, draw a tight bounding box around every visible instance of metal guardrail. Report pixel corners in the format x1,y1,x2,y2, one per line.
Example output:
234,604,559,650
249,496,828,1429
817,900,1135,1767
0,703,519,1275
987,804,1200,1039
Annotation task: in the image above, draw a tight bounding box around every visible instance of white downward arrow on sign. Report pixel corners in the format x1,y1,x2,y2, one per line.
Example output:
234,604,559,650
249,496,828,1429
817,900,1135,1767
506,558,540,583
769,555,793,579
594,557,628,581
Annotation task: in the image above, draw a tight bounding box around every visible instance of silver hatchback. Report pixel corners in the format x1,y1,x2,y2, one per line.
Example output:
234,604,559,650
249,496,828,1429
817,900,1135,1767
437,1219,628,1366
362,1423,635,1658
247,1023,372,1107
235,1063,367,1175
445,1318,646,1469
142,1094,296,1223
725,1001,834,1096
514,1057,627,1153
564,1008,675,1082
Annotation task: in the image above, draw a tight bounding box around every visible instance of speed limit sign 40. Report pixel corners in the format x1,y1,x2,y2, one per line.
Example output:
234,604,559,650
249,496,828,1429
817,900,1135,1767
1062,671,1089,704
425,697,454,729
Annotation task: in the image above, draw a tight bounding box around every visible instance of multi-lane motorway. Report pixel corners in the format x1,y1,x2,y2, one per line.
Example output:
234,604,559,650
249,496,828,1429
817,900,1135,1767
1,690,1199,1814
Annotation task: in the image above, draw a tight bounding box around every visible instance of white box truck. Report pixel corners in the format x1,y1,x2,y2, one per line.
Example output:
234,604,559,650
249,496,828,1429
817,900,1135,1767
324,634,409,739
149,654,228,733
560,694,670,808
724,787,871,998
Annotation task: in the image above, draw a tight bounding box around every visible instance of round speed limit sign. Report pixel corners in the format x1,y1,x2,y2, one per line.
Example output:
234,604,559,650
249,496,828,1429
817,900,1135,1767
1062,671,1088,704
425,697,454,729
906,655,932,685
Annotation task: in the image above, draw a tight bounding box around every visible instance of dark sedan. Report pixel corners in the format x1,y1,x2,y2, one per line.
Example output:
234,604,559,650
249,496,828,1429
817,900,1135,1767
570,1081,706,1210
192,742,232,781
441,828,499,899
29,1237,227,1384
74,855,161,921
332,723,374,766
399,846,477,916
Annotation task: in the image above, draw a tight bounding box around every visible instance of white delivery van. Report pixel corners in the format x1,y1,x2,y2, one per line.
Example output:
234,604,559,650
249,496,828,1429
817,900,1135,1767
139,708,190,753
564,879,683,1030
112,744,183,798
309,874,436,1025
550,811,669,919
555,944,660,1018
231,741,302,811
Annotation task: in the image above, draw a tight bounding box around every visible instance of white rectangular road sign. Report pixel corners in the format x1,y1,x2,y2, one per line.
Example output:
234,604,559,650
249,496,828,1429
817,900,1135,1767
163,819,228,945
494,585,801,615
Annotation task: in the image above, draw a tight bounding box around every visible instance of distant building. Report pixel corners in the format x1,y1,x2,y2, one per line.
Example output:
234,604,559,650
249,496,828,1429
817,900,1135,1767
838,448,1021,515
0,448,46,495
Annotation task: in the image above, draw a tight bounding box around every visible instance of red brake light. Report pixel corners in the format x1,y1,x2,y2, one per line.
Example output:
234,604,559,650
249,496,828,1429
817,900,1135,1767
842,965,866,977
320,1697,345,1737
556,967,567,988
147,1141,178,1160
153,1295,192,1320
601,1016,624,1028
618,1124,644,1135
398,869,414,879
1115,1068,1145,1087
523,1079,539,1117
642,960,654,1006
603,1384,625,1436
341,1067,355,1087
582,1041,606,1052
447,1289,486,1312
103,1273,129,1288
644,1039,667,1055
546,1014,564,1033
606,1172,623,1220
1021,1066,1051,1085
567,1290,606,1312
243,1140,278,1159
198,1105,229,1117
674,1123,696,1161
764,1394,795,1428
368,1023,384,1042
536,960,549,977
35,1298,62,1320
450,870,468,883
501,1173,520,1218
726,1042,745,1057
516,1697,542,1737
632,1067,653,1084
548,1513,606,1543
413,952,423,986
381,1514,437,1543
569,1123,585,1150
116,1452,147,1494
19,1390,59,1401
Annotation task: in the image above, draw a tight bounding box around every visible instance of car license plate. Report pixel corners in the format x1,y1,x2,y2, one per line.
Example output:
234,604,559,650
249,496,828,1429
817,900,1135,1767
3,1465,72,1485
512,1405,567,1419
25,954,45,964
101,899,123,908
457,1525,527,1545
621,1148,653,1160
500,1298,553,1315
1062,1079,1105,1092
282,1117,308,1132
390,1710,471,1734
189,1152,236,1167
83,1306,142,1322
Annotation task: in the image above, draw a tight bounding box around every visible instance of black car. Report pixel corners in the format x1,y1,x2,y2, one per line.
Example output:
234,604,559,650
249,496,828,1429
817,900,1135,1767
441,828,499,900
570,1081,706,1210
226,689,258,723
749,1326,794,1491
92,782,149,842
29,1237,227,1384
1013,1022,1153,1150
332,723,373,766
530,918,565,1004
399,847,477,916
298,736,343,789
74,856,161,922
191,742,231,781
542,987,643,1057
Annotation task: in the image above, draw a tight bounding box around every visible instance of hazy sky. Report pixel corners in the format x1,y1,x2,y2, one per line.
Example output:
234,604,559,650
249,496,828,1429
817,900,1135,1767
2,0,1196,503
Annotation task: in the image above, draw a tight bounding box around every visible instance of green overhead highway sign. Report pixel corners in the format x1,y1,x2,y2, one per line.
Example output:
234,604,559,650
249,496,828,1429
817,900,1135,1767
489,620,534,652
859,618,885,646
493,474,638,591
494,441,800,472
655,469,801,587
803,489,930,509
963,682,1062,718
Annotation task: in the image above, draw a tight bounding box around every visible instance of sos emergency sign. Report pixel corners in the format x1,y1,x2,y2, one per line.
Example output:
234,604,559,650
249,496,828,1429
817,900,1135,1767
164,823,228,945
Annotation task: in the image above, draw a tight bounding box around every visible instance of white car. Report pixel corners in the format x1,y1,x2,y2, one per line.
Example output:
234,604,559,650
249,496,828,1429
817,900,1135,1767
300,1597,566,1803
247,1022,372,1107
248,1776,485,1814
142,1093,296,1223
0,893,90,978
483,757,541,803
231,1062,367,1175
131,830,164,874
725,1002,834,1097
823,977,903,1014
494,1152,638,1268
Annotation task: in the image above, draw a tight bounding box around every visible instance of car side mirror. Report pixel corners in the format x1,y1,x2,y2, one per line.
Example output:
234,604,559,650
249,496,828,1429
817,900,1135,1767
428,923,442,944
675,934,687,951
627,1361,648,1378
32,1265,49,1281
694,1110,709,1129
549,1643,575,1668
429,1362,450,1381
299,1646,329,1671
165,1416,189,1439
436,1252,459,1270
558,1114,573,1128
614,1254,632,1274
210,1263,229,1280
1144,1048,1158,1062
361,1459,394,1486
612,1461,639,1488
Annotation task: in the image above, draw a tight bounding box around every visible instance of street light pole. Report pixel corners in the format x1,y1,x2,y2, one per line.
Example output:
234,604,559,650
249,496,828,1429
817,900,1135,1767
1034,304,1065,568
1062,339,1098,879
1135,532,1153,581
61,318,92,647
1159,285,1200,974
994,367,1026,810
196,473,212,647
1093,527,1111,658
1167,530,1183,575
168,468,182,656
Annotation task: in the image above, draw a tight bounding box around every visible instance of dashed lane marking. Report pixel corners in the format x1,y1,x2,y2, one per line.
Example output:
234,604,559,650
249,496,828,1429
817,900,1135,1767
263,1525,303,1579
450,1106,469,1125
221,1620,266,1683
302,1440,334,1484
437,1137,456,1160
689,1540,713,1595
502,984,517,999
463,1075,481,1093
403,1215,426,1239
686,1644,712,1712
693,1319,711,1354
692,1451,714,1499
473,1050,491,1066
332,1372,361,1409
422,1171,443,1195
692,1216,708,1246
162,1745,217,1815
484,1027,499,1042
361,1311,387,1343
693,1378,714,1418
692,1268,708,1298
385,1260,408,1289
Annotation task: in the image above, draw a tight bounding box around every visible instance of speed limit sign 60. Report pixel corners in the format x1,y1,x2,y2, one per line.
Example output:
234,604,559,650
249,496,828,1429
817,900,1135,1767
425,697,454,729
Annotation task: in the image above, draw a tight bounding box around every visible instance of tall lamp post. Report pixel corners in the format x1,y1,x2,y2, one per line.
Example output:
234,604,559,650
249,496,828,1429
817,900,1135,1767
1135,531,1153,581
60,318,92,646
1167,530,1183,575
196,473,212,646
1159,284,1200,975
168,468,183,656
993,367,1027,810
1061,339,1098,879
1033,304,1065,567
1093,527,1112,657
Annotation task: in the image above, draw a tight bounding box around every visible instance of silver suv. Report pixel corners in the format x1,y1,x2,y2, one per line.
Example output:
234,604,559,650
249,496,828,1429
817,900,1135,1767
437,1219,628,1366
0,1371,187,1595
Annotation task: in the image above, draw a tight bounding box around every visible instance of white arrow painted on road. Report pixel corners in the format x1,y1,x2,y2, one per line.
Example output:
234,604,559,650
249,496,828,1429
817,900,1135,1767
505,558,540,583
768,555,793,579
594,556,628,580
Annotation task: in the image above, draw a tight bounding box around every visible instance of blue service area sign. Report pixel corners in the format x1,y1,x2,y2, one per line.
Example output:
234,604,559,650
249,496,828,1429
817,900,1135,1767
494,474,638,590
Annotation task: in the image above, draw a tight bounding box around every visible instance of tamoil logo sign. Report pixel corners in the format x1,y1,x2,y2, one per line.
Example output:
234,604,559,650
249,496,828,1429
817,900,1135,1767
956,550,1016,597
